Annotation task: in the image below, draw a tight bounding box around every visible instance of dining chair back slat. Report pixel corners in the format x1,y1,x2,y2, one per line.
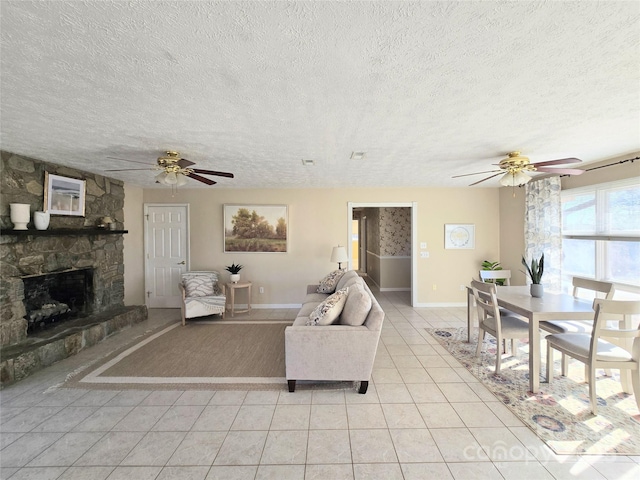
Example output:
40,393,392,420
479,270,511,286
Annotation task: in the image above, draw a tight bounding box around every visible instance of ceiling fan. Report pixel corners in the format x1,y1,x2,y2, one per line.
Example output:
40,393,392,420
105,150,234,186
452,151,585,186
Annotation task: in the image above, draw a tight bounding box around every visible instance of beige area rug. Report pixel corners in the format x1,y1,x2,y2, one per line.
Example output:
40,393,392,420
66,320,352,392
427,327,640,455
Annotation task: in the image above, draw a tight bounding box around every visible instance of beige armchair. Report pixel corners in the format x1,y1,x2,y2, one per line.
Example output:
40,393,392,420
179,271,226,325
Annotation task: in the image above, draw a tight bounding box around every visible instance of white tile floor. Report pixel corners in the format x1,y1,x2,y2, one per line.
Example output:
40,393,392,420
1,287,639,480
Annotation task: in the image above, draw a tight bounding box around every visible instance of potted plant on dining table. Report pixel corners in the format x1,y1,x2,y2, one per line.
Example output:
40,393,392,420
522,253,544,297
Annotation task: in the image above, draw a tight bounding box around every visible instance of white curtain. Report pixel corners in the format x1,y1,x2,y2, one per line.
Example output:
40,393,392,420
524,176,562,292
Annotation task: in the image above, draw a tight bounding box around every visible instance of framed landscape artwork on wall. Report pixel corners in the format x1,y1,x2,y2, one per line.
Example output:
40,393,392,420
44,172,86,216
224,204,288,253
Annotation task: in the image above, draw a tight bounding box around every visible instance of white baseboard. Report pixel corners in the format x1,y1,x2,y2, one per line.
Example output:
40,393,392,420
379,288,411,292
414,302,467,308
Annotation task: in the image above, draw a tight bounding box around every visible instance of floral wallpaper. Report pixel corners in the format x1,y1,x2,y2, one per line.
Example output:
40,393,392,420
380,207,411,256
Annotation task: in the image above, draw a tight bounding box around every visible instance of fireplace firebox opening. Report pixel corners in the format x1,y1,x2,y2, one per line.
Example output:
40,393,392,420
22,268,94,333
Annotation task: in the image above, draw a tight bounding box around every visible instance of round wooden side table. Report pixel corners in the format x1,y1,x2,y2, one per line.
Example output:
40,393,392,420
226,281,252,317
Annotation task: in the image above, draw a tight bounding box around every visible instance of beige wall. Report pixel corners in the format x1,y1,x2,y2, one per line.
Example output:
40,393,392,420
139,187,500,306
123,184,145,305
499,152,640,285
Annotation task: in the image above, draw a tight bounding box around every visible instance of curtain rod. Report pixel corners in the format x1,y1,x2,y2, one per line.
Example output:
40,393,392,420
560,155,639,177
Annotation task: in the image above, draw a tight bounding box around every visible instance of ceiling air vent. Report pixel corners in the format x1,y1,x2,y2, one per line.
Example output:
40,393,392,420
350,152,366,160
301,159,315,166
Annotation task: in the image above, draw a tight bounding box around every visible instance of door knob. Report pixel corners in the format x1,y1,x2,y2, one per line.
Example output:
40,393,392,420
177,261,186,265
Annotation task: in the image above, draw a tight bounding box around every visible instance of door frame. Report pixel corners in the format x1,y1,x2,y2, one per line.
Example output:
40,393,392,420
143,203,191,307
347,202,417,307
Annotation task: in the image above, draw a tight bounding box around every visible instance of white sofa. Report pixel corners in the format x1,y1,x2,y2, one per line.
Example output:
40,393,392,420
285,270,385,394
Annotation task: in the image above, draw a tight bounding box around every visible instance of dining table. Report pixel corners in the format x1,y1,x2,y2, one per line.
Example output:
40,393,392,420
466,285,594,393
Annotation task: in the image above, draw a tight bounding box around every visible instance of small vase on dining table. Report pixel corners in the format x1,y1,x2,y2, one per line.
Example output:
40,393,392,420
530,284,544,298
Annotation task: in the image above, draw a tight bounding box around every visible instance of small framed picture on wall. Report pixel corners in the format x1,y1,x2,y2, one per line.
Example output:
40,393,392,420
444,224,475,249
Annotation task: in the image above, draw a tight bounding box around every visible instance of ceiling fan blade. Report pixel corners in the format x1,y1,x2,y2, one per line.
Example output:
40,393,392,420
534,167,585,175
187,172,217,185
469,172,503,186
104,168,155,171
531,157,582,167
176,158,196,168
452,169,502,178
191,168,234,178
106,156,155,166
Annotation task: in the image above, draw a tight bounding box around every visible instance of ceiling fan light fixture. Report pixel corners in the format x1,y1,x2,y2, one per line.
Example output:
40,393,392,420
176,173,189,187
155,171,168,184
499,171,531,187
165,171,178,185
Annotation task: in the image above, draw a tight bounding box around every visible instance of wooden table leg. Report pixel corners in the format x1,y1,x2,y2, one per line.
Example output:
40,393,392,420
529,315,540,393
230,287,236,317
467,287,474,343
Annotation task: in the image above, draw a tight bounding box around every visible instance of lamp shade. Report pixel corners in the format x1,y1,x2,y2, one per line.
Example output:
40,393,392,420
330,246,348,264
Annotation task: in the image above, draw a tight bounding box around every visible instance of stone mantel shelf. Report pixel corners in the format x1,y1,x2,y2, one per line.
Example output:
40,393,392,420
0,228,128,236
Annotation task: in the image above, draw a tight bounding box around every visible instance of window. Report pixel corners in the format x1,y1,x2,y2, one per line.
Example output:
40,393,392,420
561,178,640,296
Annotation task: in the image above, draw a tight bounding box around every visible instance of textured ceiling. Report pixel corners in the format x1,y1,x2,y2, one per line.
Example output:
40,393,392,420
1,1,638,189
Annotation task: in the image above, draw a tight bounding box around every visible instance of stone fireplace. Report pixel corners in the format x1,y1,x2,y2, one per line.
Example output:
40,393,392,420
0,151,147,385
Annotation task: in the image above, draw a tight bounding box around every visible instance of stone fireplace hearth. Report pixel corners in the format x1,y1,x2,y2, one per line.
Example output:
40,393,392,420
1,151,147,386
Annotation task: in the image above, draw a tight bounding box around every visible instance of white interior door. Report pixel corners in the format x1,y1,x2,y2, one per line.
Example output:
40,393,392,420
144,204,189,308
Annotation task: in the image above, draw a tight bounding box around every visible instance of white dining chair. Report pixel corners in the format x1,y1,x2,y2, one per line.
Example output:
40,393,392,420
540,277,615,376
479,269,511,286
471,279,530,374
479,269,519,352
546,299,640,415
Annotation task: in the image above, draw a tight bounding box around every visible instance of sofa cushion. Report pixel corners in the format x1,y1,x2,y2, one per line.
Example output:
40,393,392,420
304,292,330,304
336,270,359,290
317,270,346,294
307,287,349,326
341,275,364,290
340,282,372,326
298,302,320,318
183,276,215,297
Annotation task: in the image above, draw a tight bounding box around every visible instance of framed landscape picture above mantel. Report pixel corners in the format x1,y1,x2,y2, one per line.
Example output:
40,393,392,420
44,172,86,216
224,204,288,253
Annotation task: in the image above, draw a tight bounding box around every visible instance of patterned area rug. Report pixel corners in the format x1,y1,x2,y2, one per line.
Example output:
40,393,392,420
426,327,640,455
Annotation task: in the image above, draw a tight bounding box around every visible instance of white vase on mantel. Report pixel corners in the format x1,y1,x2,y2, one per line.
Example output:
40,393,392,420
9,203,30,230
34,211,50,230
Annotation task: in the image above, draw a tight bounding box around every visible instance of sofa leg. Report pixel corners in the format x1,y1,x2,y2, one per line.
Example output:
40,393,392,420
288,380,296,392
358,381,369,394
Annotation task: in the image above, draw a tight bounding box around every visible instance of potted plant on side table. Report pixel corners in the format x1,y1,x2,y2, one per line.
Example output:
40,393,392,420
226,263,243,283
522,253,544,297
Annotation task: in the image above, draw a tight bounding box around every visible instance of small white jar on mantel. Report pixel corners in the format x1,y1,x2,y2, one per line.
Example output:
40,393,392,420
34,211,50,230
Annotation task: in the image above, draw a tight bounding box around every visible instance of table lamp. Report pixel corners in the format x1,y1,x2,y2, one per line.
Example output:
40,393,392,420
330,245,348,270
